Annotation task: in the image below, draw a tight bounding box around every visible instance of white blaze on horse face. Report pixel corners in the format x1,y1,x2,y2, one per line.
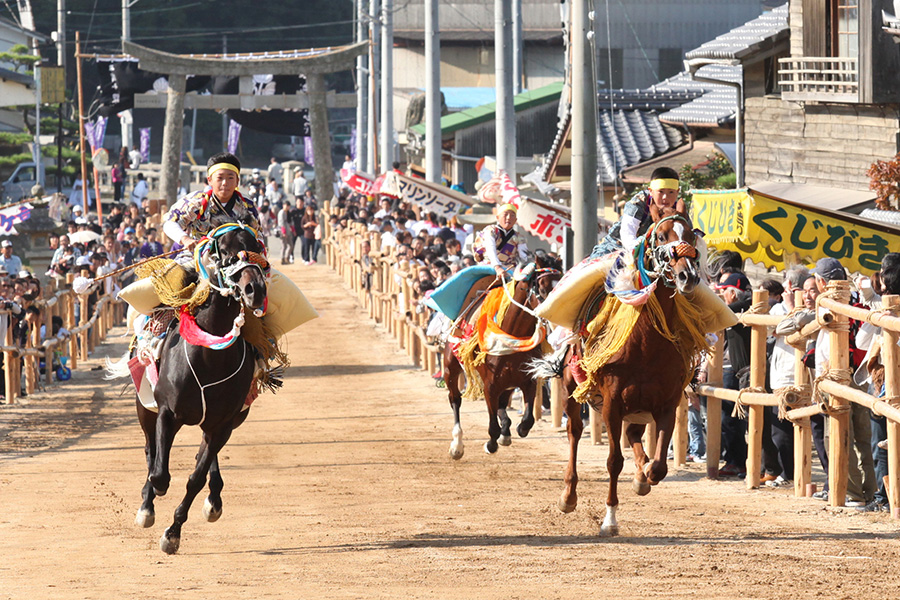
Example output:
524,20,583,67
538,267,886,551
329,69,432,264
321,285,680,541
673,221,686,242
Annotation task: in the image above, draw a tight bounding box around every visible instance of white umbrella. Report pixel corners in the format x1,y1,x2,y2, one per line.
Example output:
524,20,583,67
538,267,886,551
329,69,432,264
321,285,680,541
69,230,102,244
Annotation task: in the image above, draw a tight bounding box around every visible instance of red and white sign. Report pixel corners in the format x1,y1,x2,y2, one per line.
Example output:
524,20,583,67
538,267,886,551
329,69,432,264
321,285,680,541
517,197,571,246
340,169,377,196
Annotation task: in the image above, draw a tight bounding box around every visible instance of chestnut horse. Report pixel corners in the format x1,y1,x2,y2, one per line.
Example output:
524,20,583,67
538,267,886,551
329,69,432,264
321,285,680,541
443,251,561,459
536,207,704,536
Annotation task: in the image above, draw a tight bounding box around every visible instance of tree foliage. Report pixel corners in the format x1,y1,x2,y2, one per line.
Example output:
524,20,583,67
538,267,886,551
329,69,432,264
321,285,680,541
0,44,38,74
866,153,900,210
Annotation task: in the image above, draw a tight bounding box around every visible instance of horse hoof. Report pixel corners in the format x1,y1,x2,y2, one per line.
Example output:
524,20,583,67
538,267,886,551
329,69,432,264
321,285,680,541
449,444,465,460
600,525,620,537
203,498,222,522
135,508,155,528
484,440,498,454
159,531,180,555
557,498,577,513
633,480,652,496
498,434,512,447
516,423,532,438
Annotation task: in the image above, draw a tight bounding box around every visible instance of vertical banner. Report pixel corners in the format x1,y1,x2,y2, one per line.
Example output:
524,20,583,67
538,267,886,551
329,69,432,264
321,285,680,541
304,136,315,166
84,117,107,153
227,119,242,154
139,128,151,162
349,127,357,160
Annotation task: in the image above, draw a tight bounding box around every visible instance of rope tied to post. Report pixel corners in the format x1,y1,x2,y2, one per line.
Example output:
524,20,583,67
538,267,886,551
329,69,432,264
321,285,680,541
732,386,767,419
812,367,853,414
815,289,851,331
775,384,812,421
745,300,770,315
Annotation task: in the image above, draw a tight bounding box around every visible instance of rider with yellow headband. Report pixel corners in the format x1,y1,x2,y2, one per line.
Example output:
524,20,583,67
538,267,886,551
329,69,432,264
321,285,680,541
590,166,683,259
163,152,260,255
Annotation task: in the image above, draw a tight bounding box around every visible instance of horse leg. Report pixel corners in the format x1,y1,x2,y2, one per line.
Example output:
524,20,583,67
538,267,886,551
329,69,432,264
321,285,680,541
516,379,537,438
149,407,181,497
602,412,624,537
204,454,224,522
483,382,501,454
445,351,465,460
160,427,233,554
645,408,677,486
626,422,652,496
135,404,157,528
558,380,583,513
497,389,513,446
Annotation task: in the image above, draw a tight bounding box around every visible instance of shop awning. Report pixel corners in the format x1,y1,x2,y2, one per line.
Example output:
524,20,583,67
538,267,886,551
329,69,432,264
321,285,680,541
690,185,899,275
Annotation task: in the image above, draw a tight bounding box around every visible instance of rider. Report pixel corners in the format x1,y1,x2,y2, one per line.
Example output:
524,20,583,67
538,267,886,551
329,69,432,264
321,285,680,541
590,166,682,259
163,152,260,259
475,203,529,277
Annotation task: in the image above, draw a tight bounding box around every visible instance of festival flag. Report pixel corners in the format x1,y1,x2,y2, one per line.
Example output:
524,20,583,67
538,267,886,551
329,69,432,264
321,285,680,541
139,128,151,162
83,117,108,153
0,203,33,235
498,171,522,208
340,169,376,196
227,119,242,154
304,137,315,166
349,127,357,160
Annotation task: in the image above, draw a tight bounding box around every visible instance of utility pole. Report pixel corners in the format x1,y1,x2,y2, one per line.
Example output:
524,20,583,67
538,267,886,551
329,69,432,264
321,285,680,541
367,0,379,174
120,0,134,152
570,0,598,261
512,0,523,94
424,0,440,183
18,0,42,186
56,0,65,74
222,36,228,152
355,0,368,173
380,0,394,173
494,0,515,177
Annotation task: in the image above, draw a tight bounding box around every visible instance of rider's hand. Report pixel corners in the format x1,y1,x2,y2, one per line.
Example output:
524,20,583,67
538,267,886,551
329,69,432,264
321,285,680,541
180,236,198,252
494,265,506,278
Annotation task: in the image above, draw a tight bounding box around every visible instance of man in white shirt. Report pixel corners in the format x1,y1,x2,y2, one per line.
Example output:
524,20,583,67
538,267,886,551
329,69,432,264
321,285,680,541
130,173,149,207
292,170,308,200
267,157,283,186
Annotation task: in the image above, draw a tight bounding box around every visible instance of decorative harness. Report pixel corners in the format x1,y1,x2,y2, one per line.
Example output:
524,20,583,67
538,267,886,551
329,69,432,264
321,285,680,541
636,214,699,289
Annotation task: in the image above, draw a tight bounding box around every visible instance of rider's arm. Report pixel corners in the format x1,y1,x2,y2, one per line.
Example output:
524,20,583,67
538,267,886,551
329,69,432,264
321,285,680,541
482,226,503,267
619,213,644,251
163,192,202,247
163,220,189,246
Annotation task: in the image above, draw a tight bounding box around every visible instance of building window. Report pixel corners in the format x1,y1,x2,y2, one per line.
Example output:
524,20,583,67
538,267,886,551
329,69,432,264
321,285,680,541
658,48,683,81
829,0,858,58
596,48,623,89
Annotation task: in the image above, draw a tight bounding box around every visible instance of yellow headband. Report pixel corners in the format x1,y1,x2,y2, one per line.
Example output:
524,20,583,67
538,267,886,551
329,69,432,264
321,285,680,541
497,203,518,214
207,162,241,178
648,178,679,191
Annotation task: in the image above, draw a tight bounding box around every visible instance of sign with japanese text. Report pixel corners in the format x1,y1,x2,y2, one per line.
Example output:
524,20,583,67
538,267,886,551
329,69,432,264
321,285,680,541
0,204,32,235
396,174,471,217
692,189,900,274
517,197,572,246
340,169,376,196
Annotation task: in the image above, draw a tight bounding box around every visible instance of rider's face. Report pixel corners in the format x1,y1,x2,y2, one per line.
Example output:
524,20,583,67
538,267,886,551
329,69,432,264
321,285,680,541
207,168,239,201
650,187,679,210
497,210,517,229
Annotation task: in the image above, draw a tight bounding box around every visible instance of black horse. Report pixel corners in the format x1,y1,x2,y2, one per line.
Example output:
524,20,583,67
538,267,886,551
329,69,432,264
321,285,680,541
115,224,268,554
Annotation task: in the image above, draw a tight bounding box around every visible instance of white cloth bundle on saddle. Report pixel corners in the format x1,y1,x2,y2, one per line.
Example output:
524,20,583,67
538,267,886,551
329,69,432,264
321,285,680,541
534,253,620,330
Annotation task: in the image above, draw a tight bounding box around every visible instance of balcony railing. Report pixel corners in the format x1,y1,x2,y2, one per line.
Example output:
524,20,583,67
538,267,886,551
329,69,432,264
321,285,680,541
778,57,859,102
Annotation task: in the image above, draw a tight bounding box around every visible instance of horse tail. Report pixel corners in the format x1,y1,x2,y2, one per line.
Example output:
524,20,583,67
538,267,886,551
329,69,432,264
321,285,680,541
696,235,714,283
526,344,570,380
105,352,132,381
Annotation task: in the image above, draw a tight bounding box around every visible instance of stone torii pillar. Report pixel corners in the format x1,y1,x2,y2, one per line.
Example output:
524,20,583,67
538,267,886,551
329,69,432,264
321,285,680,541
122,41,367,206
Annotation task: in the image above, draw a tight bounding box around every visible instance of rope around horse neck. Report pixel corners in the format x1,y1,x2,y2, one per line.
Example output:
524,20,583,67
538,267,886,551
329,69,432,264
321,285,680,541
183,340,248,427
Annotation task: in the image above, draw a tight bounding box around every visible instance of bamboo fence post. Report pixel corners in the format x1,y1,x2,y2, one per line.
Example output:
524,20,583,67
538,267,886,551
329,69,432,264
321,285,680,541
746,289,769,489
590,405,603,445
673,391,688,466
66,292,77,372
4,315,15,403
44,341,53,387
826,280,851,508
793,291,813,497
551,377,566,429
79,295,88,362
706,333,724,478
883,294,900,518
25,314,39,395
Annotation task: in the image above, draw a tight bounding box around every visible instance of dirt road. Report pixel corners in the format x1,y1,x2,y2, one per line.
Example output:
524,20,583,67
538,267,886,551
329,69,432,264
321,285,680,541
1,258,899,599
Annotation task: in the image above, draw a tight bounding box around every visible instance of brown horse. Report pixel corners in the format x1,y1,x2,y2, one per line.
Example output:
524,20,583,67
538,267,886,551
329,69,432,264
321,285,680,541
443,252,562,459
536,207,705,536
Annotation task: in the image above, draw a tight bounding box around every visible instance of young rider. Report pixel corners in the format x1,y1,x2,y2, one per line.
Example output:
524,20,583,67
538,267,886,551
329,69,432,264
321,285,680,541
476,203,529,277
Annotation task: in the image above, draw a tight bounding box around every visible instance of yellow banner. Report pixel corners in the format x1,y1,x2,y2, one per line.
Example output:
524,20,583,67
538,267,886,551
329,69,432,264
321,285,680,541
691,189,900,275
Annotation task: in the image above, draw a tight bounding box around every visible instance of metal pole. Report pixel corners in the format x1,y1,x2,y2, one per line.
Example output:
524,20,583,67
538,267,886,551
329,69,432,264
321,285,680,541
380,0,394,173
120,0,133,152
512,0,523,94
425,0,441,183
221,36,228,152
571,0,598,261
356,0,368,173
367,0,379,173
494,0,516,177
190,107,197,159
34,54,42,187
122,0,130,42
56,0,66,74
75,32,89,216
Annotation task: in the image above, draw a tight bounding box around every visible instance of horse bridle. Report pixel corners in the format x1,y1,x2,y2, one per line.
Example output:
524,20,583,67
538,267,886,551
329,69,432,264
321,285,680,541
644,214,699,288
195,223,270,304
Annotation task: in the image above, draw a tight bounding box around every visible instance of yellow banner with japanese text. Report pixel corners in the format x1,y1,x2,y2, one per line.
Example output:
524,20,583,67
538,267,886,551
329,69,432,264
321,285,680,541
691,189,900,275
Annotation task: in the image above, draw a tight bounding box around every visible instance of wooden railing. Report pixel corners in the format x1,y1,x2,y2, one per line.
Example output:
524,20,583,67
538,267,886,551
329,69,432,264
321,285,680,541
779,57,859,102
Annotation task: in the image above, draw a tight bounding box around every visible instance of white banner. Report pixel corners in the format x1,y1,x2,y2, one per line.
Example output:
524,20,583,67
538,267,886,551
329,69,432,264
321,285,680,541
517,197,571,246
397,175,472,217
0,203,33,235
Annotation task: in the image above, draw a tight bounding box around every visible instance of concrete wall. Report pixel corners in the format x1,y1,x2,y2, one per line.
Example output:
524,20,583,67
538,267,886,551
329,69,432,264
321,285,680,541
744,95,900,190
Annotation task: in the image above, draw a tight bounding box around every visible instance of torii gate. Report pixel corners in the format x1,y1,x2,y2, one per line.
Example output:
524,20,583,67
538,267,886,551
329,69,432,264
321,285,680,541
122,41,368,205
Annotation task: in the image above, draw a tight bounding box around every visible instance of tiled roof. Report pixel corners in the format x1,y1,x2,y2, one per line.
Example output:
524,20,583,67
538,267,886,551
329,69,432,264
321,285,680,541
655,66,739,126
596,108,686,183
685,3,789,62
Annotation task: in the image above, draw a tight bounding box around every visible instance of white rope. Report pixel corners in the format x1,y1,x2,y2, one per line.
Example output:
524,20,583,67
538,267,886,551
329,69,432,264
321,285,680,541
183,340,248,426
498,272,542,319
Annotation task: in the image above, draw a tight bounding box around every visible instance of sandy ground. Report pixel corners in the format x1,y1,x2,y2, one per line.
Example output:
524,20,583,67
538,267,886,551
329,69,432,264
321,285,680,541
2,252,900,600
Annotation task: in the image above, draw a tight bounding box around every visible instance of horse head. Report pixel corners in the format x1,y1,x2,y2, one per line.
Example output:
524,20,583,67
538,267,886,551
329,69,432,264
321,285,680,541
532,250,563,301
646,207,700,294
201,223,269,311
